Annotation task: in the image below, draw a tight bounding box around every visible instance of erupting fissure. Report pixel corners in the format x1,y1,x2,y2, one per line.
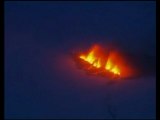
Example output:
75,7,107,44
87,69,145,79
79,45,120,76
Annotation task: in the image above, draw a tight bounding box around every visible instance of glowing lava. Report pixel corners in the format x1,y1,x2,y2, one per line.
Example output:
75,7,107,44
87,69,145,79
105,58,120,75
79,45,121,76
80,46,102,68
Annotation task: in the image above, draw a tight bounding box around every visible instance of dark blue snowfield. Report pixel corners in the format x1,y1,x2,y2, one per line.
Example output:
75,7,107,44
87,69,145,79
5,1,156,119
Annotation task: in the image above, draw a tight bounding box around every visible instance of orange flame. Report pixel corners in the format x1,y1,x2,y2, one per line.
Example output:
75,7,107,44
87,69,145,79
80,45,102,68
80,50,101,68
105,58,120,75
79,45,121,76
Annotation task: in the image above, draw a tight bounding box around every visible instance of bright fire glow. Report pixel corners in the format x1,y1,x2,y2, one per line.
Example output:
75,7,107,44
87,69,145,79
105,58,120,75
79,45,121,76
80,46,102,69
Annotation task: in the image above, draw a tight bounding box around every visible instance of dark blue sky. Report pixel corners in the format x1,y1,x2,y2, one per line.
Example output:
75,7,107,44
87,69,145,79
5,1,156,119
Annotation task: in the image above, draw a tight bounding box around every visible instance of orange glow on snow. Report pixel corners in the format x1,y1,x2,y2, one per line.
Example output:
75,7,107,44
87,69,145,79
79,45,121,76
77,44,134,78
